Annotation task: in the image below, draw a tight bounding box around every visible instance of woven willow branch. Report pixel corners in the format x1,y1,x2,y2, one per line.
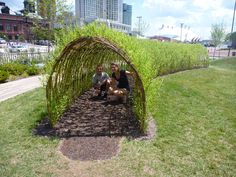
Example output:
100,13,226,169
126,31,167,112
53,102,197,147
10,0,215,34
46,37,146,131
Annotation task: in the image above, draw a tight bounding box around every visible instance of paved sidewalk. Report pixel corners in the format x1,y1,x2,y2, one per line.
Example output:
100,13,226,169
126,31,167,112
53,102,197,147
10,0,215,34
0,76,42,102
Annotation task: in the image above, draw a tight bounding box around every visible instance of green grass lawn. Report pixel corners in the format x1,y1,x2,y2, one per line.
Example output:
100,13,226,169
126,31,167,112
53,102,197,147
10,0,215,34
0,58,235,177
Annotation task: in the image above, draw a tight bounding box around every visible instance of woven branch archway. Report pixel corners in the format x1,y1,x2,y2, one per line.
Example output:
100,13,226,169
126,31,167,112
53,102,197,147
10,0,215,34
46,37,146,131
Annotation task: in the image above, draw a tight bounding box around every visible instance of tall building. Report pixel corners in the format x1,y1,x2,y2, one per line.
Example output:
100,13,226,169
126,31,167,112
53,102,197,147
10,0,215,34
75,0,123,23
106,0,123,23
123,3,132,26
75,0,131,33
75,0,106,23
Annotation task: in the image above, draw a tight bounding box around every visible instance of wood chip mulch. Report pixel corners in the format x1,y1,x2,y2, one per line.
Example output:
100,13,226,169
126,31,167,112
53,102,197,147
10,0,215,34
54,89,141,138
34,89,156,161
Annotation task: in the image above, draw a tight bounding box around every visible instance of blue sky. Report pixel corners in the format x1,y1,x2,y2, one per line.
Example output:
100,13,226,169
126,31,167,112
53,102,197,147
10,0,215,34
3,0,235,39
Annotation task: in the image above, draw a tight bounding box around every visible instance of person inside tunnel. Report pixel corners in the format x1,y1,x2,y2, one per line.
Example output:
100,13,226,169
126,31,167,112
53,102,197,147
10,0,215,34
92,64,110,99
108,63,135,103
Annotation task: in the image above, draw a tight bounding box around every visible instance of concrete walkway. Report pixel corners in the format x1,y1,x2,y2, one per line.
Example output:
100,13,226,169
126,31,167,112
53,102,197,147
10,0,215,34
0,76,42,102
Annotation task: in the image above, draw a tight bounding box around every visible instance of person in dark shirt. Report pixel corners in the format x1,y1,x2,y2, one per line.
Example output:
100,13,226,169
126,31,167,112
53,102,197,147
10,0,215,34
108,63,135,103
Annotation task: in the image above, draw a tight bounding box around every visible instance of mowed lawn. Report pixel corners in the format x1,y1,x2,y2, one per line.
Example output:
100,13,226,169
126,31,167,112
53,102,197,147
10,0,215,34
0,58,235,177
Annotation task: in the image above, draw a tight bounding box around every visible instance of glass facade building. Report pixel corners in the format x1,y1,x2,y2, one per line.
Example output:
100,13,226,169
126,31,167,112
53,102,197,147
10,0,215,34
76,0,123,22
75,0,131,33
123,3,132,26
106,0,123,23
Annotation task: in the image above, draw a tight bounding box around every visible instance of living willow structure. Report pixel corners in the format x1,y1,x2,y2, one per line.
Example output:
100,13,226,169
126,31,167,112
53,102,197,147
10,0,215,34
46,23,208,132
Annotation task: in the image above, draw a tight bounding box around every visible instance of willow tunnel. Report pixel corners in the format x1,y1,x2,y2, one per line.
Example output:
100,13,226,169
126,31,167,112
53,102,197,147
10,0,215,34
46,37,147,133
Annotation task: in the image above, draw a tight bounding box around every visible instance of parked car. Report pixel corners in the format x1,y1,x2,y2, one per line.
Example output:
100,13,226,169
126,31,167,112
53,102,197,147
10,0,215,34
217,44,229,50
0,38,6,44
35,40,53,46
8,45,28,53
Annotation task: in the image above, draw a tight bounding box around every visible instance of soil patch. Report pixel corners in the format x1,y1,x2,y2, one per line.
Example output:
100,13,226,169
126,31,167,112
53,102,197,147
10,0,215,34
59,136,121,161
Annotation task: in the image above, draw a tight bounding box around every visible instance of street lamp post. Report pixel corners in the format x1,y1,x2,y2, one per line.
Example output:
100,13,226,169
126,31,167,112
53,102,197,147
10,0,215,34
137,16,142,36
180,23,184,42
228,0,236,56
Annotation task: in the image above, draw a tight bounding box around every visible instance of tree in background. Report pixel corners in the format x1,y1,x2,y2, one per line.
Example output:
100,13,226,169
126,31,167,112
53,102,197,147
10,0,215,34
18,35,25,42
210,23,226,58
30,0,72,51
225,32,236,48
0,33,8,40
134,17,150,36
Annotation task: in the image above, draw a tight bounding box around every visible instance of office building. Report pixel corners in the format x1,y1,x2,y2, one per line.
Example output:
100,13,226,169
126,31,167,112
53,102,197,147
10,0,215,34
106,0,123,23
75,0,106,24
123,3,132,26
76,0,123,23
75,0,132,33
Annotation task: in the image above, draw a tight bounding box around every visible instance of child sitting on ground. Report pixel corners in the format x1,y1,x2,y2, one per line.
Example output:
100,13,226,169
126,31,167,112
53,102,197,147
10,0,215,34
92,65,110,98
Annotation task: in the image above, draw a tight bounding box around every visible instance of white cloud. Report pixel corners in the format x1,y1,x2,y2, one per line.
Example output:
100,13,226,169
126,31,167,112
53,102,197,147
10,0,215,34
142,0,234,39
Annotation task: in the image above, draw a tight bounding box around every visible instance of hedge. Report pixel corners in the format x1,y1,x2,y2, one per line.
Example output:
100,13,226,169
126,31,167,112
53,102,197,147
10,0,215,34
46,23,209,132
0,70,9,83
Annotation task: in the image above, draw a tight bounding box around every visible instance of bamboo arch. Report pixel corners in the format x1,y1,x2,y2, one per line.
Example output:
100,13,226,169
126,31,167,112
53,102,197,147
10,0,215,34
46,37,146,131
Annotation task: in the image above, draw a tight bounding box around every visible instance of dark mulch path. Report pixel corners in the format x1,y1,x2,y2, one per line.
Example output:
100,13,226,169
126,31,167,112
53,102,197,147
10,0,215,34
54,89,141,138
35,89,142,138
34,89,150,161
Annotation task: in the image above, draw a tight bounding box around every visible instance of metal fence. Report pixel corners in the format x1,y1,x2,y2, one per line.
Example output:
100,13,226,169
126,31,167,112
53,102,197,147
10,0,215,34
0,52,49,64
207,47,236,59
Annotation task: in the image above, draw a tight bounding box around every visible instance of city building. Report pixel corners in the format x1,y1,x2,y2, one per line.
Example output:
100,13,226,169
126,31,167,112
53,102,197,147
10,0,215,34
97,18,131,34
75,0,131,34
106,0,123,23
75,0,106,24
0,1,32,41
0,1,49,41
0,14,34,41
123,3,132,26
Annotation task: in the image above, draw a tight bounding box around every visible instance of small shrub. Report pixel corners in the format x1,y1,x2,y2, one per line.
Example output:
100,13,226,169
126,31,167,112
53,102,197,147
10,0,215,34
1,63,27,76
22,72,29,78
29,48,35,53
27,65,39,76
8,75,18,81
0,70,9,83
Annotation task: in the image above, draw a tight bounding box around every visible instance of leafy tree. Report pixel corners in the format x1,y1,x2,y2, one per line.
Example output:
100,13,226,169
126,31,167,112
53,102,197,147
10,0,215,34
211,23,226,46
210,23,226,58
0,33,8,40
134,18,150,36
30,0,71,42
230,32,236,41
18,35,25,42
225,32,236,48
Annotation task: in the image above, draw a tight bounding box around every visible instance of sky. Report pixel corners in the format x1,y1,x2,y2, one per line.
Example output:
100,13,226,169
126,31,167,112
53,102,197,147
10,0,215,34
3,0,235,39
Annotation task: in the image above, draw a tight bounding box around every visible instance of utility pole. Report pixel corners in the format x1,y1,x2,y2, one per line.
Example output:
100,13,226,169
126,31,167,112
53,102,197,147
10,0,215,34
228,0,236,56
180,23,184,42
137,16,142,35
